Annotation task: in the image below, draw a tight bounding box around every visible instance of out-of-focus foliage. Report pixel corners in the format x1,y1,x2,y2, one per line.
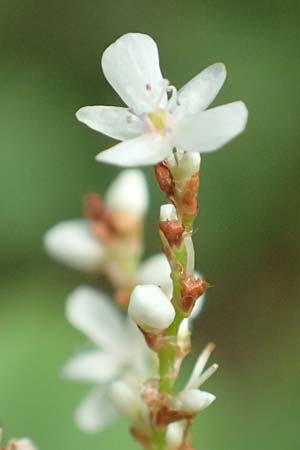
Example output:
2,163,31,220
0,1,299,449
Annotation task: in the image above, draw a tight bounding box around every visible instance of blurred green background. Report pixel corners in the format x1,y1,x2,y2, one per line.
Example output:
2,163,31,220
1,0,300,449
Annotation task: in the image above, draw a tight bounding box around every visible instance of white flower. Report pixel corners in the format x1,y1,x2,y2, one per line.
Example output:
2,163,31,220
63,286,150,432
128,284,175,333
76,33,248,167
173,343,218,414
44,169,148,273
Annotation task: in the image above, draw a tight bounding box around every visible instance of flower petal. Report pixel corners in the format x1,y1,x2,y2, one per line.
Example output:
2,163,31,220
62,351,120,383
105,169,149,215
66,286,123,349
75,387,117,432
174,101,248,153
102,33,166,114
177,63,226,115
76,106,143,140
96,134,172,167
44,220,105,273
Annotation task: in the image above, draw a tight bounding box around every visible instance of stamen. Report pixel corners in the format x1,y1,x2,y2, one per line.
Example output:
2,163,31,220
194,363,219,389
168,85,179,113
185,343,215,390
146,83,152,91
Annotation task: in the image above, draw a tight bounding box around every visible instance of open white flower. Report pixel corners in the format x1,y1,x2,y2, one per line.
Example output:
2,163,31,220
44,169,148,273
63,286,151,432
76,33,248,167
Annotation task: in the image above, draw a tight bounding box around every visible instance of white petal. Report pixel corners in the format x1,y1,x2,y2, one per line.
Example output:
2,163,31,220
62,351,120,383
76,106,143,140
44,220,105,273
177,63,226,115
66,286,123,349
102,33,166,115
122,318,152,377
160,204,178,221
96,133,172,167
174,101,248,153
109,380,142,422
129,284,175,332
75,387,117,432
167,422,185,450
176,389,216,413
105,169,149,215
190,295,205,319
138,253,172,299
167,150,201,181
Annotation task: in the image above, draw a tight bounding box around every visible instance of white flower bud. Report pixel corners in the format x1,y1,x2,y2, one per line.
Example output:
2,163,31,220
174,389,216,413
166,422,184,450
138,253,172,299
105,169,148,216
110,380,141,422
160,204,177,222
44,220,105,272
128,285,175,333
167,151,201,181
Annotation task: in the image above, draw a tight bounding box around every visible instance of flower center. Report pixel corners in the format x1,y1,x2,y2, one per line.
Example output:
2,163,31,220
147,109,168,135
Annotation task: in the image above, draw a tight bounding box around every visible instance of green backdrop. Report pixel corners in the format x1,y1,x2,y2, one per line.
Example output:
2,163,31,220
0,1,299,449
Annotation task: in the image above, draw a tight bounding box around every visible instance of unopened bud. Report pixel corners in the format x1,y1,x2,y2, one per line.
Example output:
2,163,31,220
168,151,201,182
128,285,175,333
159,204,184,247
166,422,184,450
174,389,215,413
160,204,177,221
105,170,148,216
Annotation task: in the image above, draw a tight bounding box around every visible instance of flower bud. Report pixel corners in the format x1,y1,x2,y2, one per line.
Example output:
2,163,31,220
167,151,201,182
110,380,142,422
105,169,148,216
166,422,184,450
174,389,216,413
159,204,184,247
160,204,177,221
128,285,175,333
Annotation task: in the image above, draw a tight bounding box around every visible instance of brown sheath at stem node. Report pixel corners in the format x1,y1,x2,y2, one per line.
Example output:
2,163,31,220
159,220,184,246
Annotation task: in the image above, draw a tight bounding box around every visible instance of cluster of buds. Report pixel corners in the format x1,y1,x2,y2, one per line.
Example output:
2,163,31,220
155,151,201,226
